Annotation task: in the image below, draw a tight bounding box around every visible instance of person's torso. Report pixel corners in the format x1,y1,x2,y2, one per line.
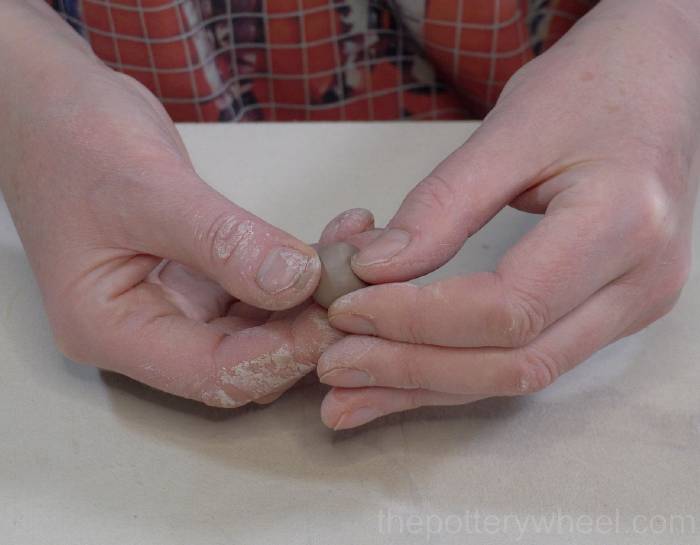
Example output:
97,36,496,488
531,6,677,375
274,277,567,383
48,0,598,121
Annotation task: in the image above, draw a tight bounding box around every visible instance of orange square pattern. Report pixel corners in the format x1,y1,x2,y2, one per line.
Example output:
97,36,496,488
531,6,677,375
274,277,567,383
47,0,597,121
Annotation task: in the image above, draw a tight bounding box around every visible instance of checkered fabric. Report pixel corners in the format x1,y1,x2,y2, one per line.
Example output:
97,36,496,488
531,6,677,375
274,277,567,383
48,1,598,121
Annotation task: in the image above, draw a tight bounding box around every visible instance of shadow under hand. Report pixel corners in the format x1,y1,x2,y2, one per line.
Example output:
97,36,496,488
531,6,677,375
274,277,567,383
100,370,257,422
101,361,531,486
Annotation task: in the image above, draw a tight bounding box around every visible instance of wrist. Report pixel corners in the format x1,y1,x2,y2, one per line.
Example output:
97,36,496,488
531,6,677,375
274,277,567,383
0,1,99,111
635,0,700,30
0,3,105,198
595,0,700,54
566,0,700,158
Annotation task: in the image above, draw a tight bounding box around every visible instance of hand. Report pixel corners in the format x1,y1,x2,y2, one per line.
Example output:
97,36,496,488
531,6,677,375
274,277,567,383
317,0,700,429
0,2,347,407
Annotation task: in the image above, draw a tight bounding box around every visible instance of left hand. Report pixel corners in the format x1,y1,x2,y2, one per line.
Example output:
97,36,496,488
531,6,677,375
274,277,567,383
317,0,700,429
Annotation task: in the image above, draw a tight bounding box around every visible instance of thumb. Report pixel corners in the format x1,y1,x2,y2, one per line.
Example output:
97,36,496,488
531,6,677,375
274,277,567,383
126,173,321,311
351,124,544,283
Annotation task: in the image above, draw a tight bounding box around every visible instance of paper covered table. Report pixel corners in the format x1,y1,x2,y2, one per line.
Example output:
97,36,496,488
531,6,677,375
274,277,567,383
1,123,699,544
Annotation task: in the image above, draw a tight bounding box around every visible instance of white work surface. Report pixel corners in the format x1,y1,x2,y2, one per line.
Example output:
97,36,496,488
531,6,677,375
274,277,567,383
2,123,699,544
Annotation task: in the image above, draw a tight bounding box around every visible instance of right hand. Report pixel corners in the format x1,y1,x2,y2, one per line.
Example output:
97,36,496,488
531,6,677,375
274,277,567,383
0,1,346,407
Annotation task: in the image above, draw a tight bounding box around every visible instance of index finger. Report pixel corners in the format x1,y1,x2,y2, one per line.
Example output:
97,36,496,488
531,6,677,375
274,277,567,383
327,180,652,348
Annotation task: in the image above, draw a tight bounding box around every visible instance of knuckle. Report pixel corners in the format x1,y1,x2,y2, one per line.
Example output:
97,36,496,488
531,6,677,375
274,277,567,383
643,254,691,323
660,260,691,302
625,178,674,247
502,285,549,347
208,336,308,405
510,346,560,395
407,174,458,217
203,211,256,268
668,252,692,294
404,319,424,346
646,293,682,325
404,357,429,390
199,337,251,409
404,285,430,344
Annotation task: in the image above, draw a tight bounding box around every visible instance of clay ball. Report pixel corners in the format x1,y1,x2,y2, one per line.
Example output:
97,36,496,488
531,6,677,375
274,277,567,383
312,242,368,308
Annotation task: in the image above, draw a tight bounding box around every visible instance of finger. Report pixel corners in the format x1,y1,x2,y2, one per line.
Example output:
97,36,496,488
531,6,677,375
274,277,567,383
343,228,384,250
350,121,548,283
125,172,321,311
320,278,644,396
83,287,342,406
330,178,646,348
319,208,374,245
317,208,382,253
318,335,542,395
321,387,485,430
147,260,232,322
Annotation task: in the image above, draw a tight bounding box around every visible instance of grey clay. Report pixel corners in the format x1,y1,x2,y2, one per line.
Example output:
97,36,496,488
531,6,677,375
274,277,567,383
312,242,368,308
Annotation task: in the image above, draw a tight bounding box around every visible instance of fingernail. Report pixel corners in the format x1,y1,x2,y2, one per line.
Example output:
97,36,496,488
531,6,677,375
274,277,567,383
328,313,376,335
319,368,373,387
334,407,382,430
322,208,372,241
318,336,380,377
352,228,410,266
256,247,317,294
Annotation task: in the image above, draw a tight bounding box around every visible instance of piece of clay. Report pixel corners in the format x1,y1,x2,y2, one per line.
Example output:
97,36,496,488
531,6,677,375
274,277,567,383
312,242,368,308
